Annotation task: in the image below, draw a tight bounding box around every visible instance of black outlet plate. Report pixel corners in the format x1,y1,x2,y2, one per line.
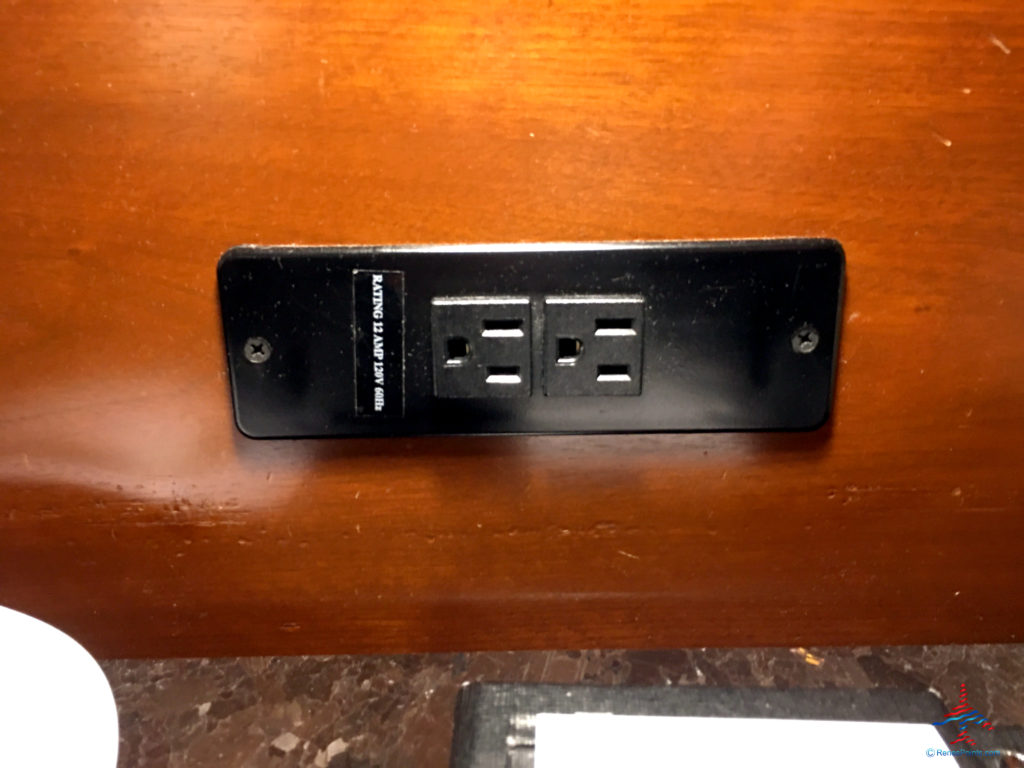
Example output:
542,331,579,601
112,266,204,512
218,239,844,438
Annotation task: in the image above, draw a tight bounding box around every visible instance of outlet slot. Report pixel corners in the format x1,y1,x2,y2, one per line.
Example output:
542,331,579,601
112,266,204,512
482,319,524,338
486,366,522,385
446,337,470,365
556,337,583,365
597,364,631,382
595,318,636,336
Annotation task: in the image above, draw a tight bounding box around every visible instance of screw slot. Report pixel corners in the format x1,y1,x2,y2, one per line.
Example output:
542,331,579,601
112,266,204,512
244,336,272,364
791,325,820,354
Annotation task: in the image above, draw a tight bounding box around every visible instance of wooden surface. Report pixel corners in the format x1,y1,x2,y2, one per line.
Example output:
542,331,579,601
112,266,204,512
1,0,1022,659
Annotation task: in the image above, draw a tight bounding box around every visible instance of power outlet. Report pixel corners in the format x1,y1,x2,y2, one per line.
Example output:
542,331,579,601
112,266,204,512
431,297,532,398
218,239,845,437
543,296,644,396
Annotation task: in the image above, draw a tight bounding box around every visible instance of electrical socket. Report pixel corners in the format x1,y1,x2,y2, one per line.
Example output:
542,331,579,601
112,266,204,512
543,296,644,396
431,297,532,398
218,239,844,437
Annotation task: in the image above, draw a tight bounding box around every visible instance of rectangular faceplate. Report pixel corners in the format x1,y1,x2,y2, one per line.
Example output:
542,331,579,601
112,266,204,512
217,239,844,438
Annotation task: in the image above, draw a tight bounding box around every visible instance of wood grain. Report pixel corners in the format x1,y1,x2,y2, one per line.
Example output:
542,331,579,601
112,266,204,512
1,0,1022,658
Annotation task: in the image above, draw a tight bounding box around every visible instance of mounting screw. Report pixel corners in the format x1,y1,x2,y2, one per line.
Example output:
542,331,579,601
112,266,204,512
243,336,271,364
791,324,820,354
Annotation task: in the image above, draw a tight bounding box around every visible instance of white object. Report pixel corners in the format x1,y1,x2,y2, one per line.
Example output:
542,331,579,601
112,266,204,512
535,712,960,768
0,605,119,768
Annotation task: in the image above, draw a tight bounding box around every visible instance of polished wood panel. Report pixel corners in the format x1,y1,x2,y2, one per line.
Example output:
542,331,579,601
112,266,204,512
1,0,1022,658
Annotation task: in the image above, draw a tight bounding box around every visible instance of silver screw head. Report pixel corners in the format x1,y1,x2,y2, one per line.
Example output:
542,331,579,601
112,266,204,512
243,336,271,364
791,324,820,354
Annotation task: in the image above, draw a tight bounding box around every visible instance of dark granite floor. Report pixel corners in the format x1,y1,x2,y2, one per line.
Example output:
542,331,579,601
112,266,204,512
101,645,1024,767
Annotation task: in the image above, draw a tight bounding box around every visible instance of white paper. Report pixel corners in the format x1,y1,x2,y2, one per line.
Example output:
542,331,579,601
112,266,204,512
534,712,963,767
0,605,119,768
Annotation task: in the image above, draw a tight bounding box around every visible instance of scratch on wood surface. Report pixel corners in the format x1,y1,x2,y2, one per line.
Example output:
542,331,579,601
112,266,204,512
932,131,952,148
617,549,640,560
989,35,1011,54
843,484,904,494
122,519,246,528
